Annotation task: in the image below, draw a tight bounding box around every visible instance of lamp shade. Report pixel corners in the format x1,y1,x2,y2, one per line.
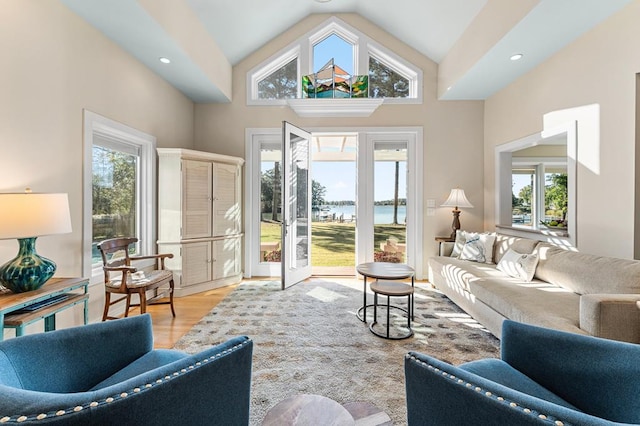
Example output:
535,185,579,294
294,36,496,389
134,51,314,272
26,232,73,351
0,193,72,239
441,188,474,209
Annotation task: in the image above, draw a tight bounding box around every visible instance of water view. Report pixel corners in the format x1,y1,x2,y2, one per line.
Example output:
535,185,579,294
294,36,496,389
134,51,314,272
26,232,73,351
316,205,406,224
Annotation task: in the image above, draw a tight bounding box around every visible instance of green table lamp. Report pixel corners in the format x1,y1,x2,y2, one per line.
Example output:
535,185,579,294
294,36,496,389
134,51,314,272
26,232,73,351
0,190,72,293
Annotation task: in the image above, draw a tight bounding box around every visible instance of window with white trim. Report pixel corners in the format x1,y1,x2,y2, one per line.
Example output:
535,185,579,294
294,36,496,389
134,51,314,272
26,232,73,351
83,111,156,279
246,16,422,105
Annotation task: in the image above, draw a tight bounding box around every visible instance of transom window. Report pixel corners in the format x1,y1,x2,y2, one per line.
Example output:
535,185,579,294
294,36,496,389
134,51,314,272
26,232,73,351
247,17,422,105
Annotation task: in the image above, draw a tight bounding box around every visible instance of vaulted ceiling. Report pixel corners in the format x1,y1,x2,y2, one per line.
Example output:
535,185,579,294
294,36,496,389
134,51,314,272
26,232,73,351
60,0,631,103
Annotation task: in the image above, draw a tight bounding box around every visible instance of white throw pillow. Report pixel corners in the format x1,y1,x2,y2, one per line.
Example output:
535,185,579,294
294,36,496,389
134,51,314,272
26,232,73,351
497,248,539,282
458,232,496,264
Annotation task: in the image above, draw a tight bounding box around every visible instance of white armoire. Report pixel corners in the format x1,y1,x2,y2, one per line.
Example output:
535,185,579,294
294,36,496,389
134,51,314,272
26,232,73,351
157,148,244,297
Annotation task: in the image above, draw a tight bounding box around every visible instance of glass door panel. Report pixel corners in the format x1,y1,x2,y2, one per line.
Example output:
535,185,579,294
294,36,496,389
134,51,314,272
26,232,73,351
373,142,407,263
281,122,312,288
259,143,282,264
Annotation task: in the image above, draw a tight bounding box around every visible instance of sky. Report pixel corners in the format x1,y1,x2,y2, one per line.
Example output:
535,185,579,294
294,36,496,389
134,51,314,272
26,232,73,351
312,161,406,202
314,34,353,75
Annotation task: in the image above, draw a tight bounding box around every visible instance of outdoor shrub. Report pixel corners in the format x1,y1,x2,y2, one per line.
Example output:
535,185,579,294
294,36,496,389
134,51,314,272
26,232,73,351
374,251,402,263
265,250,281,262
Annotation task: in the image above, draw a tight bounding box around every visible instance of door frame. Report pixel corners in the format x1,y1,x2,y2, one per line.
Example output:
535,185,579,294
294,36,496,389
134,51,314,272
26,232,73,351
244,126,424,279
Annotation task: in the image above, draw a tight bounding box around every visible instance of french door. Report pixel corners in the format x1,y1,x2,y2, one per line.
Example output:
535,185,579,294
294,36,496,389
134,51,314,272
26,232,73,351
281,122,312,289
244,127,423,280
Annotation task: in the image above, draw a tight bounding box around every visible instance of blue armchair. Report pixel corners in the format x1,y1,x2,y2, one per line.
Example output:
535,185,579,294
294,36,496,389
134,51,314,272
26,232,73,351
405,320,640,425
0,314,252,425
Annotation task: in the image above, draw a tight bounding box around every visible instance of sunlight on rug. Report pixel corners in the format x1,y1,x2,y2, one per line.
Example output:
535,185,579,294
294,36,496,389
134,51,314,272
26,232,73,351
174,279,500,425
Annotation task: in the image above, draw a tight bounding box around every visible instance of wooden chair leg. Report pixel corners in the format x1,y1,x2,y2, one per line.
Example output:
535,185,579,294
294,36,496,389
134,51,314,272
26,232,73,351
169,280,176,317
139,290,147,314
124,295,131,317
102,292,111,321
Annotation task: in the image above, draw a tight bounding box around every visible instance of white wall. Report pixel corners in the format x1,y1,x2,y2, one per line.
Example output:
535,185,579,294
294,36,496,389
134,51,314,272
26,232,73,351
484,1,640,259
193,13,486,273
0,1,195,329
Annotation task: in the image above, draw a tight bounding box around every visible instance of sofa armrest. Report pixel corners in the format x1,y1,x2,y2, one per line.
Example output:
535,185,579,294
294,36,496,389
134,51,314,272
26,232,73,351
580,294,640,343
439,241,454,256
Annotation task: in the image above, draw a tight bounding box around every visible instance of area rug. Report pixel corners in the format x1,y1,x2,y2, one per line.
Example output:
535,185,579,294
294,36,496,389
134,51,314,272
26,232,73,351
174,279,500,425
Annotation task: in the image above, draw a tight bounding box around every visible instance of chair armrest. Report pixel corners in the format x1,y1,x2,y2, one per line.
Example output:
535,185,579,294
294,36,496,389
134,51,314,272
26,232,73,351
501,320,640,423
0,336,252,425
404,352,601,425
580,293,640,343
131,253,173,269
103,265,137,273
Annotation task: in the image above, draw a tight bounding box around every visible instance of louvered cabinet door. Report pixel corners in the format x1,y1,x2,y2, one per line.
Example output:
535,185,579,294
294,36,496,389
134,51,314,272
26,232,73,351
182,160,212,239
212,237,241,281
212,163,241,237
181,241,212,287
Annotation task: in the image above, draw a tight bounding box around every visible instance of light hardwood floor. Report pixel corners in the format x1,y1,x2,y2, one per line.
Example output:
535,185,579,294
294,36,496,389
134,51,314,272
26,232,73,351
145,285,237,348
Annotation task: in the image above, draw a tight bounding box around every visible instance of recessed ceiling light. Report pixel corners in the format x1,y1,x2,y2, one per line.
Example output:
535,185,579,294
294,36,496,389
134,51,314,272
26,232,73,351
159,57,171,64
510,53,523,61
314,0,332,3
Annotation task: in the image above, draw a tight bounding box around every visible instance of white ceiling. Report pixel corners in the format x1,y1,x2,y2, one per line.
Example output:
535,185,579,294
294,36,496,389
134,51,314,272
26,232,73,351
60,0,631,103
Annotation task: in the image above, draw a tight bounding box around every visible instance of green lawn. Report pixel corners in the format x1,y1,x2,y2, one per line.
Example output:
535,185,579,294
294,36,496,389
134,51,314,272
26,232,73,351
260,221,406,266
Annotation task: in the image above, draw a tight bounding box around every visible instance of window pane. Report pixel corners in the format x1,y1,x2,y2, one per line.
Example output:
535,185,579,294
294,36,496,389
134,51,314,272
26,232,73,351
258,58,298,99
512,169,534,226
92,145,138,263
369,56,409,98
260,146,282,263
544,172,568,227
374,144,407,263
313,34,353,74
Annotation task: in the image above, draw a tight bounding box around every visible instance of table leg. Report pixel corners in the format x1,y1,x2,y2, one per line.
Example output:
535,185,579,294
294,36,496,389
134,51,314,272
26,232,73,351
362,275,367,322
411,276,415,320
83,284,89,325
44,314,56,332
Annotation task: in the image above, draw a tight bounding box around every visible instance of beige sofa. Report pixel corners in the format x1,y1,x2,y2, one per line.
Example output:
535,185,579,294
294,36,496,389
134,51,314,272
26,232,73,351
428,234,640,343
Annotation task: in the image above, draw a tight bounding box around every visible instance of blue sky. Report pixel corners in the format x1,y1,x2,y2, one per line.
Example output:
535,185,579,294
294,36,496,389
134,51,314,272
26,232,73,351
313,161,406,202
313,34,353,74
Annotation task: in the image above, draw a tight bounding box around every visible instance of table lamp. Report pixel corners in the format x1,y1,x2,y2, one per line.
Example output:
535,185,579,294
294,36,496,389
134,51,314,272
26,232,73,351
0,191,72,293
441,188,473,240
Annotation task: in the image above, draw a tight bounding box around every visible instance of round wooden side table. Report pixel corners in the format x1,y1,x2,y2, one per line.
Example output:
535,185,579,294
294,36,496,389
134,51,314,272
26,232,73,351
369,280,414,340
356,262,414,323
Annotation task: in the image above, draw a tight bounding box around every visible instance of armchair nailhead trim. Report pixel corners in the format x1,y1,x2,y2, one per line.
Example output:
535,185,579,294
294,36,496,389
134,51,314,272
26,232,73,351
0,339,252,423
406,355,569,425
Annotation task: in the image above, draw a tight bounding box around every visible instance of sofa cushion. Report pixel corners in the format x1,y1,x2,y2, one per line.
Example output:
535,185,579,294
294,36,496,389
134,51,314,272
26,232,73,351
493,235,540,264
469,278,584,335
89,349,189,391
458,358,579,411
429,256,509,292
534,244,640,295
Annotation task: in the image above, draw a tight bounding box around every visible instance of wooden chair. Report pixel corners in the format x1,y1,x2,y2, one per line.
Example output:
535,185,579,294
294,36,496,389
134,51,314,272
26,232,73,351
97,237,176,321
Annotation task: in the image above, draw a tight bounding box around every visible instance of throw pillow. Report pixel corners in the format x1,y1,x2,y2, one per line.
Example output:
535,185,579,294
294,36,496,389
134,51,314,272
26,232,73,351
497,248,539,281
459,232,496,264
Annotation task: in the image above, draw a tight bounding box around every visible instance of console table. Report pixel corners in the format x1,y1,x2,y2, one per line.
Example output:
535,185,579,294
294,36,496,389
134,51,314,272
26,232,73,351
0,277,89,340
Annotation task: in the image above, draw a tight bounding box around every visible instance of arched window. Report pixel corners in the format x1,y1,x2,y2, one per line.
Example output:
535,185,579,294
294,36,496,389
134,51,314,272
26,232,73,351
247,17,422,107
